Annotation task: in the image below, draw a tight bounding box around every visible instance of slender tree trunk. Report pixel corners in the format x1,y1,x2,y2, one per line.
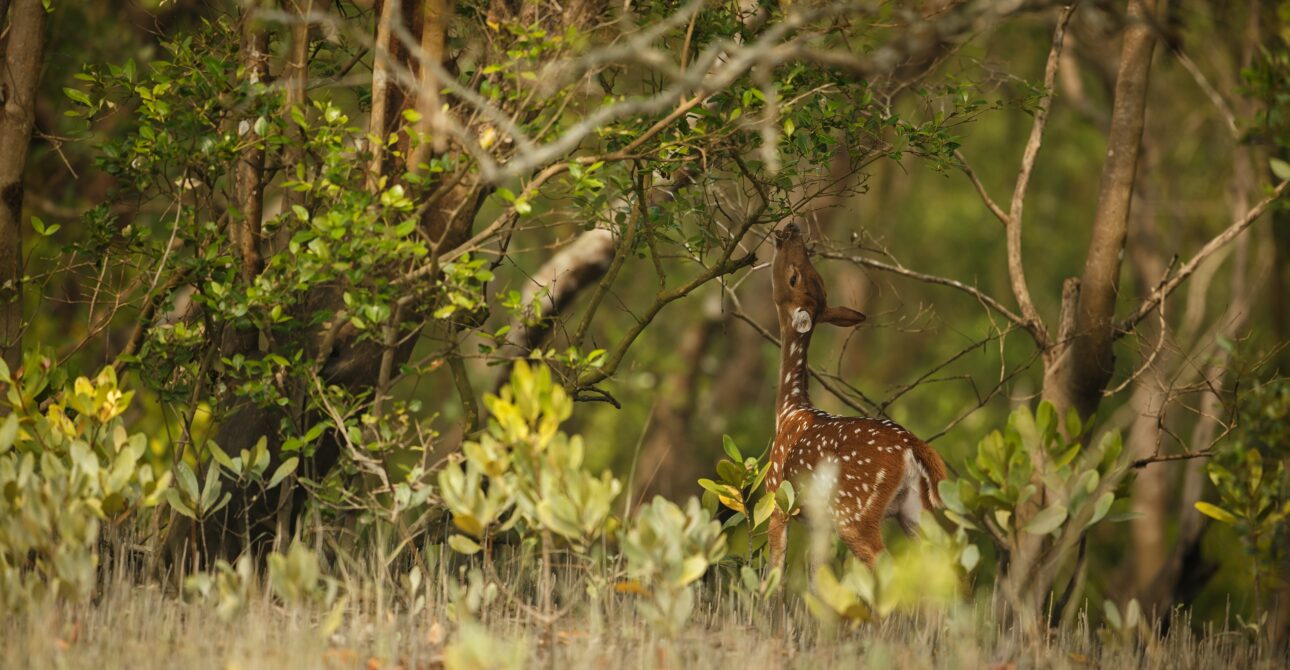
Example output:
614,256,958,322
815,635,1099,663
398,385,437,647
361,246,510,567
281,0,313,216
367,0,400,187
235,12,268,285
1042,0,1166,419
1123,166,1172,598
0,0,47,369
635,297,721,502
407,0,449,169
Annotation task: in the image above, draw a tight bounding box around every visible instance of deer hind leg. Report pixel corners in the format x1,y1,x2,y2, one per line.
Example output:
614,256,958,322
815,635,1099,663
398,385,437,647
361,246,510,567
768,508,788,572
835,481,899,566
837,515,884,566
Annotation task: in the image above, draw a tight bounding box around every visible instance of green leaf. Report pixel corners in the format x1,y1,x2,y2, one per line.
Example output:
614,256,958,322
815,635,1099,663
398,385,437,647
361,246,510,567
716,459,744,486
447,534,482,555
1104,600,1122,630
64,87,93,107
200,465,223,513
1194,501,1239,526
753,492,776,527
1065,407,1083,438
268,457,299,488
1086,491,1115,528
938,479,966,514
1271,158,1290,181
722,434,741,463
1022,504,1068,535
678,555,709,586
774,480,796,513
207,442,238,474
0,413,18,452
175,461,199,501
165,489,196,519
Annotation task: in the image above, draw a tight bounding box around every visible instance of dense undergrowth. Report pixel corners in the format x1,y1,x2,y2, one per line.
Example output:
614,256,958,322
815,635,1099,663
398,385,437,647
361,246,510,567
0,355,1285,668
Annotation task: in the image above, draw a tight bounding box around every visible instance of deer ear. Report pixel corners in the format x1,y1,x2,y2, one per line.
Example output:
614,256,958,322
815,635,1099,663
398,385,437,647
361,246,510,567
820,306,866,327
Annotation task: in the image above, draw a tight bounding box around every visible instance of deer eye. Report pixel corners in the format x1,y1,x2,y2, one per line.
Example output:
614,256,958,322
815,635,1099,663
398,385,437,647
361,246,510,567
789,272,798,287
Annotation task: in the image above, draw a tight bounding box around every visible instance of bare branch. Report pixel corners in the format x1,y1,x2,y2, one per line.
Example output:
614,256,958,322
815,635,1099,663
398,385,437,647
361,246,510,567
954,149,1008,226
817,251,1027,328
1132,449,1214,469
1119,179,1288,334
1171,47,1238,140
1002,3,1076,347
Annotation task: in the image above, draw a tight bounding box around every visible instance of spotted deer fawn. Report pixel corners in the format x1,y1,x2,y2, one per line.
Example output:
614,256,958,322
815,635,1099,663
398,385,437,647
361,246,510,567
766,223,948,568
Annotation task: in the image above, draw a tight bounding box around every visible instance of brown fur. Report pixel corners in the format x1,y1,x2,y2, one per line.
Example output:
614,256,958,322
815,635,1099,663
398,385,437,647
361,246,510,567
765,224,948,568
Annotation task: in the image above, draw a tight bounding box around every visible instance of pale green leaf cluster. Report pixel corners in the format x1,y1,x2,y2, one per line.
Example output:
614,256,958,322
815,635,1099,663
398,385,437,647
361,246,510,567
267,541,339,606
0,351,169,609
619,496,727,636
939,402,1130,548
439,360,622,552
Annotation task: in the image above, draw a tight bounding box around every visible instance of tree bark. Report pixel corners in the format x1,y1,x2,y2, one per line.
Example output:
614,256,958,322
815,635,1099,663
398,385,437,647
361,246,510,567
1042,0,1165,419
281,0,313,216
0,0,46,369
235,12,268,285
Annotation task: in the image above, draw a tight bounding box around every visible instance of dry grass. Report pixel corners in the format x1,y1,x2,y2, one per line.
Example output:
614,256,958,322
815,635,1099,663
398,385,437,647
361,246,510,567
2,545,1282,670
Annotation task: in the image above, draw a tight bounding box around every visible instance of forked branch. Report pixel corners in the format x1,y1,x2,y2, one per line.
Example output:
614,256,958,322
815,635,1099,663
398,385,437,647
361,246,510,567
1001,3,1077,347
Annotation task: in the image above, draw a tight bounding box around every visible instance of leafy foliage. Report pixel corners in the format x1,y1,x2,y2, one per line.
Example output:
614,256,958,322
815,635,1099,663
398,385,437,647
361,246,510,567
938,402,1132,611
1194,377,1290,616
439,360,622,553
803,514,978,628
0,352,168,608
620,496,727,636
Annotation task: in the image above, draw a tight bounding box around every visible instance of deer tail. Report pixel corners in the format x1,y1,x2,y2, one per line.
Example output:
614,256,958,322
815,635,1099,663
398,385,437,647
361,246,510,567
910,439,948,509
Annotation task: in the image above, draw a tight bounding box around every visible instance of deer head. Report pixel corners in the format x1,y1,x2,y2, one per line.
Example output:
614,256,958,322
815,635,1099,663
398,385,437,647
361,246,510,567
771,223,866,335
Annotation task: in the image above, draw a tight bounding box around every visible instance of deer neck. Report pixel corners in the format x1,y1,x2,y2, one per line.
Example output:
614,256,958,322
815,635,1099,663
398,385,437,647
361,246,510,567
775,321,813,426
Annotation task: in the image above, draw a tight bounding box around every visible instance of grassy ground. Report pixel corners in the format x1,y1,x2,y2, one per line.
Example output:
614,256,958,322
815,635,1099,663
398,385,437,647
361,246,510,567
3,549,1282,670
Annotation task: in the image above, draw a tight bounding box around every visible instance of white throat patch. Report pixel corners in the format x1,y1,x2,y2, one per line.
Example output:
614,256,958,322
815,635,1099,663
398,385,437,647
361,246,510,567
791,307,813,333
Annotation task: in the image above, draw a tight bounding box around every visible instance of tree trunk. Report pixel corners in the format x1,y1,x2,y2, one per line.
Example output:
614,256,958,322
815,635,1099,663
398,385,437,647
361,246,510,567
235,12,268,284
1041,0,1165,420
634,296,721,502
0,0,47,369
281,0,313,216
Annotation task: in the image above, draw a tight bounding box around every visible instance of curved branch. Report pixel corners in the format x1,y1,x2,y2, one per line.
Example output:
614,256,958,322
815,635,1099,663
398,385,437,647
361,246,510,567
1118,179,1288,335
817,251,1027,329
1002,3,1076,347
954,150,1008,226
